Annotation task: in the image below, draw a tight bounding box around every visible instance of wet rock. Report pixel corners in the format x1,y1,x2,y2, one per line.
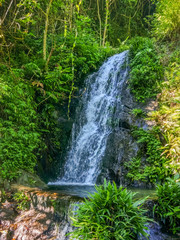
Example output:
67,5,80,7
139,222,180,240
96,76,159,188
96,78,140,186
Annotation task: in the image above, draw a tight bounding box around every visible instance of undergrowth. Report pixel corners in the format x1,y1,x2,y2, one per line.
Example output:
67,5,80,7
127,38,180,185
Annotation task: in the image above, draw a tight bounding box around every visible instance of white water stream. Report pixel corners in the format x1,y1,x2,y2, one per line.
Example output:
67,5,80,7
50,51,129,185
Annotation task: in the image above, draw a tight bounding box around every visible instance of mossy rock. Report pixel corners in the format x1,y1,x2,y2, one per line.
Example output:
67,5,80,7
15,170,48,189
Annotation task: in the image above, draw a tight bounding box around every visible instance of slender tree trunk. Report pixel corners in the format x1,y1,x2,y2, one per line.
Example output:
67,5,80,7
69,0,73,32
103,0,109,47
64,17,67,37
43,0,53,62
67,0,82,119
1,0,14,25
97,0,102,46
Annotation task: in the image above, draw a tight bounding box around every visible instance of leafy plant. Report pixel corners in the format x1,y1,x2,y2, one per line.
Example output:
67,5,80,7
13,191,30,210
131,108,145,118
70,180,150,240
153,175,180,234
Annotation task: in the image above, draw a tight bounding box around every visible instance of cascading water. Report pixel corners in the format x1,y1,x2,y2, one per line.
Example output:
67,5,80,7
51,51,129,185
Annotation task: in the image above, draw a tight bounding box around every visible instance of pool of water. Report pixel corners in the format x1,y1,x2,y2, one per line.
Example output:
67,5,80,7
48,183,96,198
48,183,156,198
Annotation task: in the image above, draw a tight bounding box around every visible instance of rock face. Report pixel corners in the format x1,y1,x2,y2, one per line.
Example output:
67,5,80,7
96,75,139,186
96,75,158,187
139,222,180,240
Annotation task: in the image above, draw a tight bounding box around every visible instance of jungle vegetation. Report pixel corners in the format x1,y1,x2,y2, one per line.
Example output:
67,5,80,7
0,0,179,187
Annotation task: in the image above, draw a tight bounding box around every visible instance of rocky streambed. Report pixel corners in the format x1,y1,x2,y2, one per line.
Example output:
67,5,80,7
0,185,179,240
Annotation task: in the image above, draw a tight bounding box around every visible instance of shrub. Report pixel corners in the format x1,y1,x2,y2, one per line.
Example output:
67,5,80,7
154,175,180,234
70,180,149,240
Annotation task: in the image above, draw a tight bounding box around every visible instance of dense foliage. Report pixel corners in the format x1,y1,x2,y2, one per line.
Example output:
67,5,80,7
126,43,180,184
84,0,153,46
154,176,180,234
0,68,41,180
148,48,180,176
152,0,180,41
129,37,162,102
125,127,173,184
70,181,149,240
0,0,116,180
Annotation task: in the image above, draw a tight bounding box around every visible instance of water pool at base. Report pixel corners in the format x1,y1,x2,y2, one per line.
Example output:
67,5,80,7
48,183,156,198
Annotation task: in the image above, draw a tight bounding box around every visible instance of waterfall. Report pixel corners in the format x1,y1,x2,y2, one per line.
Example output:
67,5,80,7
51,51,129,185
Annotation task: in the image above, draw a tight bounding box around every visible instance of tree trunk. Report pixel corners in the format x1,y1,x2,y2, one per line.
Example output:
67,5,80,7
97,0,102,46
43,0,53,62
103,0,109,47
